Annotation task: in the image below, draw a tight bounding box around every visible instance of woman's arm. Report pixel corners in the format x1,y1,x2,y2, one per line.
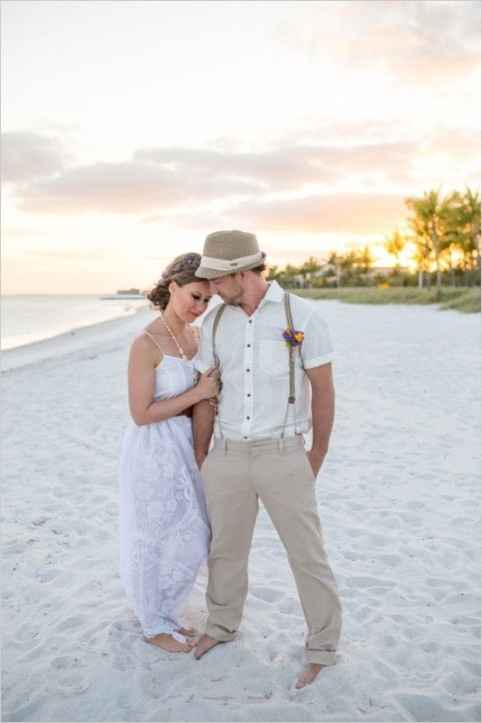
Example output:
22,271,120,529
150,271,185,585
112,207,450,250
128,335,210,426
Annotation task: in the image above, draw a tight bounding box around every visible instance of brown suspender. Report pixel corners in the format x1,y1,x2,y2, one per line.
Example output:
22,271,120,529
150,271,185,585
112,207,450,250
284,292,296,405
212,303,227,367
211,293,304,408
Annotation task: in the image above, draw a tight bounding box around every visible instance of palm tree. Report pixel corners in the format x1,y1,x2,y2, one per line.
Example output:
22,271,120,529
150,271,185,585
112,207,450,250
356,246,375,275
326,251,343,287
299,256,322,286
406,189,452,289
266,264,280,281
384,230,406,270
447,189,481,283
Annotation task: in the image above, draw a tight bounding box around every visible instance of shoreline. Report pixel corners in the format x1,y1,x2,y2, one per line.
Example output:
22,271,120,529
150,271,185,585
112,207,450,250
1,305,156,373
2,293,475,375
0,294,150,352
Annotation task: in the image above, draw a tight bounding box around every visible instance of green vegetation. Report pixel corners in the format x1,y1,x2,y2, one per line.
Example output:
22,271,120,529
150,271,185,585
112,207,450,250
266,186,480,312
293,287,481,313
405,188,481,289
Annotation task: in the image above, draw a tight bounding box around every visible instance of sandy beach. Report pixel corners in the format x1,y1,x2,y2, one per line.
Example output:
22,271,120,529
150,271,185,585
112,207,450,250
2,301,480,722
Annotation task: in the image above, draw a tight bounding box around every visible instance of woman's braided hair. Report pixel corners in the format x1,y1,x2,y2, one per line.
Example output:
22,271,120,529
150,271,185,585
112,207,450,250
147,253,202,310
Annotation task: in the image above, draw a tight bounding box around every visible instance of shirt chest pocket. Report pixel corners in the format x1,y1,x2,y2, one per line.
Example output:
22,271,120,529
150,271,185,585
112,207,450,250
259,340,290,377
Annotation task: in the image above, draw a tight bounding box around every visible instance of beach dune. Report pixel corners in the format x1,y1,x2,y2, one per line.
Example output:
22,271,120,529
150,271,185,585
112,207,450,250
2,302,480,722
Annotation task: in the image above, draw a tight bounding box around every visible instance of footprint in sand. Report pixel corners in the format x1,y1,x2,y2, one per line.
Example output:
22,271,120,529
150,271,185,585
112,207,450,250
347,575,391,588
54,614,88,632
56,673,91,696
50,654,82,671
14,623,41,643
4,698,49,723
35,568,60,583
442,668,481,696
250,587,283,603
279,598,301,615
394,692,475,723
378,553,401,566
353,605,373,622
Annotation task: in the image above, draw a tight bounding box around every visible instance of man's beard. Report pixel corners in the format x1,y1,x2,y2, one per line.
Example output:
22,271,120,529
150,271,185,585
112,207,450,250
220,289,243,305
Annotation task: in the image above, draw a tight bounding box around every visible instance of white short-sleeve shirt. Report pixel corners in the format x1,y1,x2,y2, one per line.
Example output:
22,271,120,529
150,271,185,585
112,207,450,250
195,280,334,441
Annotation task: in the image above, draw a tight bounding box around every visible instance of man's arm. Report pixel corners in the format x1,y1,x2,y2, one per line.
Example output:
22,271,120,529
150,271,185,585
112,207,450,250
192,399,216,468
305,362,335,477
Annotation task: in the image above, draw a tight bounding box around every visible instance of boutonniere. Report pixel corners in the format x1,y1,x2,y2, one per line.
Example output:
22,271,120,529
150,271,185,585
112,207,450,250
283,328,304,347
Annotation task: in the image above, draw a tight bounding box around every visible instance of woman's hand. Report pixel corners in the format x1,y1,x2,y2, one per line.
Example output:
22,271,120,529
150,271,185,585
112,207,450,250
195,367,220,401
195,450,207,469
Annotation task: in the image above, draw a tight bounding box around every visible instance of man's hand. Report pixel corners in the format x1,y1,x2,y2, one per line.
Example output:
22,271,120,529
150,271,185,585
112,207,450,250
307,447,326,478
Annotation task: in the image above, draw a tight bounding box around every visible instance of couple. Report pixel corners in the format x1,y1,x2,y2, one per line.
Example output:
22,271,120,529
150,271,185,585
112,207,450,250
119,230,342,689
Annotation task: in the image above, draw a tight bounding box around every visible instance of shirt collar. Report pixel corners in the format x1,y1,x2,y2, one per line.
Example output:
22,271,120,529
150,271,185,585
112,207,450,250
229,280,284,314
261,280,284,305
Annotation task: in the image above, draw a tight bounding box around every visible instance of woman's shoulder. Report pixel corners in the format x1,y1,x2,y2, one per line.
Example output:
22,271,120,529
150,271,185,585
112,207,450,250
130,330,164,361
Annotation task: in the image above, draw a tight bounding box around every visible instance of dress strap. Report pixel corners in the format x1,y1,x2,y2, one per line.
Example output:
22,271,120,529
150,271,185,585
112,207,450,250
192,324,201,346
144,330,164,352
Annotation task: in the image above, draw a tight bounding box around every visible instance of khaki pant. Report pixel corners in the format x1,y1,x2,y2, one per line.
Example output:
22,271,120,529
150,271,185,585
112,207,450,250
201,435,342,665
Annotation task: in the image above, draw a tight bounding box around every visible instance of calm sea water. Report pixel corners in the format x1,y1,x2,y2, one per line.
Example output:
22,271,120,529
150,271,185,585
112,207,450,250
1,295,148,350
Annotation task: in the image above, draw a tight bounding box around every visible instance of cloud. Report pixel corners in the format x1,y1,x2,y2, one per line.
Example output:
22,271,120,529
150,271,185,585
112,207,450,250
5,127,478,221
1,132,68,183
274,0,480,85
135,142,418,188
382,1,481,84
11,140,418,215
170,192,407,235
24,249,107,260
427,129,481,159
14,159,259,214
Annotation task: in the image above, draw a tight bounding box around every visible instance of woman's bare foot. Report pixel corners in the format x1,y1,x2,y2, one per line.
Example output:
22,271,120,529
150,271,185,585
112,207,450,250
144,633,195,653
295,663,324,689
176,626,198,638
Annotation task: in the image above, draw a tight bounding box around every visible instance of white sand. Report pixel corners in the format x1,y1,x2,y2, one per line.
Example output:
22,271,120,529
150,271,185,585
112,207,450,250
2,302,480,722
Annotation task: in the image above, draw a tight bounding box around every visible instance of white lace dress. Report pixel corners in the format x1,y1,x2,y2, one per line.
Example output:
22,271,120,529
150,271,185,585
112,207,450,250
119,352,210,639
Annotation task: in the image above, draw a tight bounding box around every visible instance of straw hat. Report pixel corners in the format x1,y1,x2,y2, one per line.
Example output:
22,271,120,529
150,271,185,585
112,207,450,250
195,230,266,280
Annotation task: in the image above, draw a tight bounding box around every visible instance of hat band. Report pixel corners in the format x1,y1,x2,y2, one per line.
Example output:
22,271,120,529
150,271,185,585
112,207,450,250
200,251,263,271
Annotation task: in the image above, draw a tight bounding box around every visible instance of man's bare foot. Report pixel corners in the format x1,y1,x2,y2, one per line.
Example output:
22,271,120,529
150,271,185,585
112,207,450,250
193,634,224,660
176,626,198,638
295,663,324,689
144,633,195,653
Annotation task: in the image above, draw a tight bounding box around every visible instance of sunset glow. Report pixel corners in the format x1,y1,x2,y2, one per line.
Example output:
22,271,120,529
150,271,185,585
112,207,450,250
1,0,480,293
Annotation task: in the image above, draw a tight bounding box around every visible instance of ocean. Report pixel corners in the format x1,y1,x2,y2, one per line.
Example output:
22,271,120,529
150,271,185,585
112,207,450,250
1,295,148,351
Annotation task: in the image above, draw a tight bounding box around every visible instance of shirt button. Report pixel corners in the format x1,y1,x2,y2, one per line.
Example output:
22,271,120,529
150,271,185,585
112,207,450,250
244,436,248,439
246,368,250,372
246,416,250,420
248,320,252,324
247,393,251,397
247,344,251,348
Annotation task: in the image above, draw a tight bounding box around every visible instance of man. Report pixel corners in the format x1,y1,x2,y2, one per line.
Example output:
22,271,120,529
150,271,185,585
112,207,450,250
192,230,342,689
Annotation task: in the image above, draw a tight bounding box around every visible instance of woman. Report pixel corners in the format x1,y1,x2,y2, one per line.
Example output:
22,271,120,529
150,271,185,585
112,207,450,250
119,252,218,653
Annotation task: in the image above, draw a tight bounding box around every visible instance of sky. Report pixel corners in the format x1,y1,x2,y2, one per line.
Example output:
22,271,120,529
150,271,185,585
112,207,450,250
1,0,480,294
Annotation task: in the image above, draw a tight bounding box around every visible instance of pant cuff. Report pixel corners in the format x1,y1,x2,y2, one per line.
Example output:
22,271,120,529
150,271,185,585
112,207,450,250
304,649,337,666
205,623,237,643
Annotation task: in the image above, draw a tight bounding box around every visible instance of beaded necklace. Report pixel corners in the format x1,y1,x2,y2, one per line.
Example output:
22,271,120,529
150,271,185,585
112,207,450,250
159,312,188,360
